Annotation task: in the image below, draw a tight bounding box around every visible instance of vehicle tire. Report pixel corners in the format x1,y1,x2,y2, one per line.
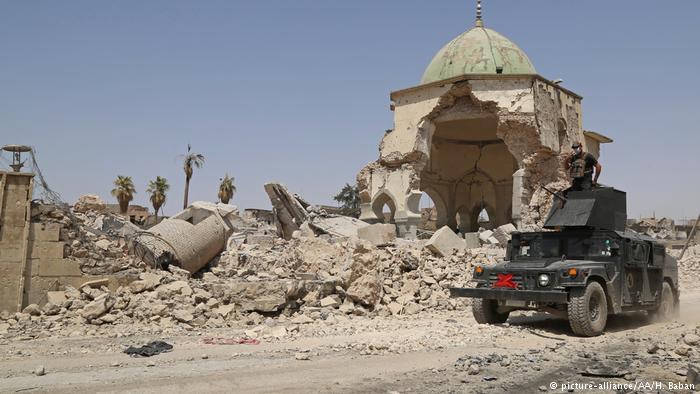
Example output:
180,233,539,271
567,281,608,337
649,282,676,321
472,298,509,324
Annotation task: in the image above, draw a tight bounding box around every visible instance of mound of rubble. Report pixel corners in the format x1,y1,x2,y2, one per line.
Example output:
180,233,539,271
674,245,700,291
31,195,141,275
0,232,504,339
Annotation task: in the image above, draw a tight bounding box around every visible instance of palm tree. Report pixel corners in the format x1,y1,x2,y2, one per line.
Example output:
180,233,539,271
147,176,169,222
333,183,361,217
218,174,236,204
182,144,205,209
111,175,136,215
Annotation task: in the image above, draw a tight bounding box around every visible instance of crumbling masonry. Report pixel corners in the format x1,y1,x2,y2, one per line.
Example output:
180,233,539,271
357,20,611,237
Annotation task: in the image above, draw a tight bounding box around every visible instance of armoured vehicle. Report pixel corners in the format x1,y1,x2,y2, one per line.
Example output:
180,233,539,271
450,187,680,336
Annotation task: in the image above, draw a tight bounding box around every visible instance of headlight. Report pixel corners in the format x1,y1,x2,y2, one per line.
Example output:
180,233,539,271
474,266,484,277
538,273,551,287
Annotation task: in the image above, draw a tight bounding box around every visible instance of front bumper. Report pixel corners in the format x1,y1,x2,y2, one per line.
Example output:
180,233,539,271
449,287,568,303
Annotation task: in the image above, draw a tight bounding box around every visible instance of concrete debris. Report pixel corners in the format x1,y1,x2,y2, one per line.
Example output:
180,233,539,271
0,230,506,338
478,230,494,244
29,201,139,276
308,216,369,239
492,223,517,245
357,223,397,246
264,183,309,240
73,195,107,213
33,365,46,376
464,232,480,249
425,226,466,257
264,182,369,240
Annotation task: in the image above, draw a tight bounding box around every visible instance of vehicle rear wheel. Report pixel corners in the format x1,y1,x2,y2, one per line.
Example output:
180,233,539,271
568,281,608,337
472,298,509,324
649,282,677,321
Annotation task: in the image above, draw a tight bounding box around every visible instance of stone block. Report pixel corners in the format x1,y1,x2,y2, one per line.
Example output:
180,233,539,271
37,259,82,277
357,223,396,246
46,291,67,306
464,232,480,249
0,246,23,262
0,263,22,313
29,223,61,242
492,223,517,245
29,241,65,260
0,226,26,243
246,234,275,248
425,226,466,257
478,230,494,244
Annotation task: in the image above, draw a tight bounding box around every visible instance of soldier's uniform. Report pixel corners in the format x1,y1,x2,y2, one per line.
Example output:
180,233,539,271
567,151,598,191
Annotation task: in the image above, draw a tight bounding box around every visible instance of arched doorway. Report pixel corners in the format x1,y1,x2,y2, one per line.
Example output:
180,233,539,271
419,99,519,232
371,191,397,224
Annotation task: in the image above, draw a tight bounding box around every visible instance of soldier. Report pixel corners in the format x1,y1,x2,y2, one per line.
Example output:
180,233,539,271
564,141,601,191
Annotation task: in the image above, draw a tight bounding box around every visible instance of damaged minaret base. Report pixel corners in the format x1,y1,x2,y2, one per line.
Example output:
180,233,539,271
264,182,369,240
130,202,240,273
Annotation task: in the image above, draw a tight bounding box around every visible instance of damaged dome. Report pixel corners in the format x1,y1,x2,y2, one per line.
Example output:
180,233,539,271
421,25,537,84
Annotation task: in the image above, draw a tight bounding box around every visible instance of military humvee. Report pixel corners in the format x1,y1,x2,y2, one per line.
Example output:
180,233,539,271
450,187,679,337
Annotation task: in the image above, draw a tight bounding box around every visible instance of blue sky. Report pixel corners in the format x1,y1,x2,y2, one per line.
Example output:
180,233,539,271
1,1,698,220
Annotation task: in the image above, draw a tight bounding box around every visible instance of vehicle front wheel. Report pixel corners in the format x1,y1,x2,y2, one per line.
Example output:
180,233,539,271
649,282,677,321
472,298,509,324
568,281,608,337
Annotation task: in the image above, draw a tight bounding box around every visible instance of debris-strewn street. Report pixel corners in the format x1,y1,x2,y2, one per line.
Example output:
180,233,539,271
2,292,699,393
2,2,700,393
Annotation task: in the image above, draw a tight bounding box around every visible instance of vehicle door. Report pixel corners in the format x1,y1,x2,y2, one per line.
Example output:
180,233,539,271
622,240,654,305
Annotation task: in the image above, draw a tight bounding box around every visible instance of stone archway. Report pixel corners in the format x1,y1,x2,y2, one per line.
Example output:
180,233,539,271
371,190,397,224
419,96,519,232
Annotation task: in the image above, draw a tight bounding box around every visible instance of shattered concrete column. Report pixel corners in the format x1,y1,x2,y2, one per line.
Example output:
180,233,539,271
264,183,308,240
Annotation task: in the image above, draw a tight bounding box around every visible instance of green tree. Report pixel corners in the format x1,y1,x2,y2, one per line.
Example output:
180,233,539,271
218,174,236,204
182,144,205,209
147,176,170,222
333,183,360,217
111,175,136,215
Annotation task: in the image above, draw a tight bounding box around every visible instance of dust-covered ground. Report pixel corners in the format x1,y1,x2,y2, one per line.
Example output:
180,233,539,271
1,291,699,394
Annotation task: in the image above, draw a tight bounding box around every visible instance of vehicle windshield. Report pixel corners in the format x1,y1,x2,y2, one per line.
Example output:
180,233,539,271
511,233,619,261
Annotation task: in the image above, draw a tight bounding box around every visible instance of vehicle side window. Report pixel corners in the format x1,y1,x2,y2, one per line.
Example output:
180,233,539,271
630,242,649,264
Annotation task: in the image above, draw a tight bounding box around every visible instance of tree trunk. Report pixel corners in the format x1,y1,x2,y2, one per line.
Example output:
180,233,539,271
119,198,128,215
183,177,190,209
221,194,230,204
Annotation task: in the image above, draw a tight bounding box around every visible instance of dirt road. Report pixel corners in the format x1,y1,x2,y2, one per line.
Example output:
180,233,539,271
2,292,700,393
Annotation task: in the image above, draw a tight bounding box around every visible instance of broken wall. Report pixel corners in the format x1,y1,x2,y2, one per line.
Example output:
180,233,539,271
358,76,587,234
0,172,114,313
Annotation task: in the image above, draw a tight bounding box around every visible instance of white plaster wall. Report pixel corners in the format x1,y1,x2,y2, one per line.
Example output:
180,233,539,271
470,79,535,113
381,84,452,159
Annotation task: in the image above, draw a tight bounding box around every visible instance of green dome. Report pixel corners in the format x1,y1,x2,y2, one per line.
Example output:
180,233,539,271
421,26,536,84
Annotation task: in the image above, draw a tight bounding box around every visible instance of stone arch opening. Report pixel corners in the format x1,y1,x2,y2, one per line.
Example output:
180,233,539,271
371,191,397,224
420,106,518,232
418,188,447,231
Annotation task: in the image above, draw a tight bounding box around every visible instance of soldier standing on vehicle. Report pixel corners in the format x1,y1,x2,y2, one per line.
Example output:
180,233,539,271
564,141,602,191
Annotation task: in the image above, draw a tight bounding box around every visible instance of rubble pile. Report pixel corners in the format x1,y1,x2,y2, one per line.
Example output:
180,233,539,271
628,217,677,240
674,245,700,291
0,232,504,339
31,199,140,275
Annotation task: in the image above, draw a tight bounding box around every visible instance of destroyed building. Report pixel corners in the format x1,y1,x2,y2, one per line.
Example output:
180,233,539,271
357,13,612,237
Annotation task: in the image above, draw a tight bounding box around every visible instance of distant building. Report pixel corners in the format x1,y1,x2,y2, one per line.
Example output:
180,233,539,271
243,208,274,225
106,204,149,225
